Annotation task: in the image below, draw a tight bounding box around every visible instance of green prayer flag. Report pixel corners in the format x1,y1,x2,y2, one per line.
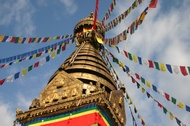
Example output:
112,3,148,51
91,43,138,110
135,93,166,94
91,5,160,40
163,107,167,114
141,77,145,84
171,97,176,104
154,62,160,70
113,57,119,64
187,66,190,74
128,53,133,61
28,65,33,72
126,94,129,99
57,48,61,54
14,37,19,43
137,82,140,88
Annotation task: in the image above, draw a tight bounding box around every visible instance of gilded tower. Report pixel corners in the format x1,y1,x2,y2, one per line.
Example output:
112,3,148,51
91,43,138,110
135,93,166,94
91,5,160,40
15,13,126,126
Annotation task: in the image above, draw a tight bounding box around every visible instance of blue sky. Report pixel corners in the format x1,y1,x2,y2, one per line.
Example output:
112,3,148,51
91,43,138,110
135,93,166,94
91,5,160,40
0,0,190,126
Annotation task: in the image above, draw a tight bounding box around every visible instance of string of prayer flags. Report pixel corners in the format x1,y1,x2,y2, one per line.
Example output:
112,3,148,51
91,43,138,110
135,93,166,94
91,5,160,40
104,46,190,113
104,7,149,45
104,0,145,32
0,40,70,86
101,50,146,125
128,76,186,126
0,34,73,44
0,37,73,65
101,0,118,25
111,45,190,76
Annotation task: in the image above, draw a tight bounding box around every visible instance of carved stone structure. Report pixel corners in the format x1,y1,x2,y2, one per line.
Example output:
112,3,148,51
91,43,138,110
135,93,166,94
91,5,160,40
15,12,126,126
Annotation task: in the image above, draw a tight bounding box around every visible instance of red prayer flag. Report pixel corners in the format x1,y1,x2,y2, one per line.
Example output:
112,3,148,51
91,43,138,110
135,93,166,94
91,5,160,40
180,66,188,76
0,64,5,68
28,38,32,43
0,78,6,85
164,93,170,101
42,38,47,42
123,50,128,58
141,119,145,126
148,60,154,68
135,73,140,80
34,62,39,68
131,77,136,83
158,102,163,108
149,0,158,8
62,44,66,51
10,37,16,42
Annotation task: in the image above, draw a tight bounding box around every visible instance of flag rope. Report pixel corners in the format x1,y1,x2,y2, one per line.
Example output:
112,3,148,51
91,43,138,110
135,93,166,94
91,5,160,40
0,40,73,86
0,34,73,44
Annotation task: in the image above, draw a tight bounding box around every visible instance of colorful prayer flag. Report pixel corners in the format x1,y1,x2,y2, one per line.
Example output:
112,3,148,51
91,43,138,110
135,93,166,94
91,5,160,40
177,101,185,109
22,68,27,76
149,0,158,8
0,78,6,85
180,66,188,76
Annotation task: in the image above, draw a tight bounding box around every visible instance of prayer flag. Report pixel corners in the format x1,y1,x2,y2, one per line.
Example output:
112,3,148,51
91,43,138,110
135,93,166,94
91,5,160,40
180,66,188,76
28,65,33,72
154,62,160,70
173,65,179,74
123,50,128,58
160,63,166,71
7,75,13,82
148,60,154,68
138,57,142,65
0,78,6,85
132,54,138,63
135,73,140,80
34,62,39,68
131,77,136,83
171,97,176,104
0,35,5,42
141,77,145,84
46,55,50,62
137,82,140,88
169,112,174,120
149,0,158,8
145,81,151,88
40,58,45,66
177,101,185,109
152,85,157,92
51,52,56,59
175,117,181,126
128,53,132,60
163,107,167,114
166,64,172,73
14,72,20,80
146,92,150,98
158,102,163,108
186,105,190,112
164,93,170,101
22,68,27,76
141,87,145,93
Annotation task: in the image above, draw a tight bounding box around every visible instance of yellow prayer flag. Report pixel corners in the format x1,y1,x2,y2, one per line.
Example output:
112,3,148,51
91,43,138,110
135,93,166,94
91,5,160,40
129,99,133,104
22,68,27,76
160,63,166,71
139,12,146,21
34,38,39,43
96,36,103,44
132,54,138,63
15,60,19,63
0,35,5,42
177,101,185,109
47,37,52,42
118,61,124,68
141,87,145,93
33,54,37,58
48,48,52,53
62,43,65,47
18,37,23,43
169,112,174,120
51,52,56,59
145,81,152,88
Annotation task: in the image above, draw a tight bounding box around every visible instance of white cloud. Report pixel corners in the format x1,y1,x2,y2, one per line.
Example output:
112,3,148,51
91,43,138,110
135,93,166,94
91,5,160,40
0,0,36,36
59,0,78,15
0,101,14,126
16,92,32,111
